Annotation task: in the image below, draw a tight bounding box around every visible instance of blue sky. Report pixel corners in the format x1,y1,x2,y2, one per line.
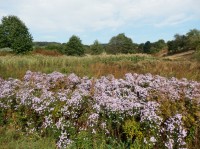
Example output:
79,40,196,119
0,0,200,45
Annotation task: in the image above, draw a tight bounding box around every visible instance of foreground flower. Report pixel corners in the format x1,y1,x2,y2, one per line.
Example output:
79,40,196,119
0,71,199,148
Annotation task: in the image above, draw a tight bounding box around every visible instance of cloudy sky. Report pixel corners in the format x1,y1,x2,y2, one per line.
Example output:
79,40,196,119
0,0,199,44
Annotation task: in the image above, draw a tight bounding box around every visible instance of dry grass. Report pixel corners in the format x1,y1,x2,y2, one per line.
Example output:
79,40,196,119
0,51,13,56
89,60,200,80
153,49,168,57
163,50,195,60
0,54,200,81
32,48,62,56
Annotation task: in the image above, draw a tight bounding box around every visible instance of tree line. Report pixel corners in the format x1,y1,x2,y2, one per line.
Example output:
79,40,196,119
167,29,200,54
0,15,200,56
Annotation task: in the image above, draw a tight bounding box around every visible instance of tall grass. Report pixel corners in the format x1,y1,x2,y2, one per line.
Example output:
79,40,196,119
0,54,152,79
0,54,200,81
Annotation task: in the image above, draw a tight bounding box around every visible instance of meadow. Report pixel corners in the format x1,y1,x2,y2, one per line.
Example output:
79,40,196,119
0,53,200,149
0,54,200,81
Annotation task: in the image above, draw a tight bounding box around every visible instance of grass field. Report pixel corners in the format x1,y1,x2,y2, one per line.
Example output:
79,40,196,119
0,54,200,81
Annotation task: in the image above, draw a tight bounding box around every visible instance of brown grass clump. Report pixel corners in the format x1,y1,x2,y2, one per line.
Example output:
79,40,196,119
89,60,200,81
32,49,62,56
153,49,168,57
0,51,13,56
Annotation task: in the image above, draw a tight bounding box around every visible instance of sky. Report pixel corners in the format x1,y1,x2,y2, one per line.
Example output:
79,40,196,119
0,0,200,45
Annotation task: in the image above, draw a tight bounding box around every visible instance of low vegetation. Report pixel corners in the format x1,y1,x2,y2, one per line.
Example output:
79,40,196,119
0,70,200,148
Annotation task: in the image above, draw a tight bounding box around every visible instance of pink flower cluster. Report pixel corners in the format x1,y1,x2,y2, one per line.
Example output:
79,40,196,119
1,71,200,148
163,114,187,149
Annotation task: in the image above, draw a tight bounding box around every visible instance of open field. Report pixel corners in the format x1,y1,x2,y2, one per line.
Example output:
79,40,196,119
0,54,200,81
0,54,200,149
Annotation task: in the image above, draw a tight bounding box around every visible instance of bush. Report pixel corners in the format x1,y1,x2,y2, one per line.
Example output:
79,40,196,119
45,43,64,52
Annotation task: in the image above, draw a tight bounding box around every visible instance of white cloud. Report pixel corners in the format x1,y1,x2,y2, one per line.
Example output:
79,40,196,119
0,0,199,42
155,14,194,27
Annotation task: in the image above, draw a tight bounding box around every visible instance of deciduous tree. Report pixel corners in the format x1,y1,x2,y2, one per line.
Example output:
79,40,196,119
106,33,136,54
64,35,84,56
90,40,104,55
143,41,151,54
0,15,33,54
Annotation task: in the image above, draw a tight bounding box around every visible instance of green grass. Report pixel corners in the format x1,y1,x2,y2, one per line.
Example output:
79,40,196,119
1,54,200,81
0,54,154,79
0,126,128,149
0,127,55,149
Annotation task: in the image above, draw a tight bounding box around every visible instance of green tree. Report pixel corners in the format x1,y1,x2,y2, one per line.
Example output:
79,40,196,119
186,29,200,50
90,40,104,55
143,41,151,54
64,35,85,56
167,40,177,54
0,15,33,54
148,39,167,54
0,25,8,48
187,29,200,60
137,43,144,53
153,39,166,49
167,34,187,54
106,33,135,54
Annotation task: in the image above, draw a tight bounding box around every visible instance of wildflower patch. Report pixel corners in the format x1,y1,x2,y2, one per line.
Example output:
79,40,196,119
0,71,200,148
